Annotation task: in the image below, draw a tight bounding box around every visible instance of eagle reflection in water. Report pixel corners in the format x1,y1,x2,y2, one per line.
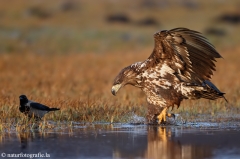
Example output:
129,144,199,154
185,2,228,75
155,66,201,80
145,127,212,159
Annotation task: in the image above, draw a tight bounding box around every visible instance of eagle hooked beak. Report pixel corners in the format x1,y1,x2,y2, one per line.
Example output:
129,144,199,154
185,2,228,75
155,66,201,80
111,84,122,96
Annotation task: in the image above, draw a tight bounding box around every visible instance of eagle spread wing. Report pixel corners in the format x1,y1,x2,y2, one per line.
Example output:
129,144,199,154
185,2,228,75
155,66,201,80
111,28,226,123
149,27,221,84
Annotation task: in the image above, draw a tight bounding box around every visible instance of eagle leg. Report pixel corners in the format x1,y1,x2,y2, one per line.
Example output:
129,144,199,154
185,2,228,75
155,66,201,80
157,107,175,124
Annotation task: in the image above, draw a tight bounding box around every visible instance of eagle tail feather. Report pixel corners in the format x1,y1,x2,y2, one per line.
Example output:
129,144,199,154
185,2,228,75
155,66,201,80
200,80,228,102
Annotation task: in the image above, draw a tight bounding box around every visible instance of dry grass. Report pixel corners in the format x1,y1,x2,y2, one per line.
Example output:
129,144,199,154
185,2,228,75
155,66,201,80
0,46,240,132
0,51,150,132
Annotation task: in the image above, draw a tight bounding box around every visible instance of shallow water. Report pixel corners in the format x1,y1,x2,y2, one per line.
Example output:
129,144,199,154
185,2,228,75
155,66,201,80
1,124,240,159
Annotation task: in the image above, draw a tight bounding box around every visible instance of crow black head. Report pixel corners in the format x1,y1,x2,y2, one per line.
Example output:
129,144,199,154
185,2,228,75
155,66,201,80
19,95,28,105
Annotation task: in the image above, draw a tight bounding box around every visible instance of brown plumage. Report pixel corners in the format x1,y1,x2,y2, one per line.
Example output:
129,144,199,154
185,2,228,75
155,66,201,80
111,28,227,124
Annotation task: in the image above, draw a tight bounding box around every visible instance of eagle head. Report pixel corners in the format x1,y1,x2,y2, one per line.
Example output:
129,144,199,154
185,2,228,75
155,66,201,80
112,65,141,96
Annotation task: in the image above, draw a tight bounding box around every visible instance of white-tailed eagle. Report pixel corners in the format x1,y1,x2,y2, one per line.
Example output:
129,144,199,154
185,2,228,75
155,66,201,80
111,28,227,124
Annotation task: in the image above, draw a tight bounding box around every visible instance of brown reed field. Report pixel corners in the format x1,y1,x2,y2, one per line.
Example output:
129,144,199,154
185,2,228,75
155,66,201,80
0,46,240,131
0,0,240,132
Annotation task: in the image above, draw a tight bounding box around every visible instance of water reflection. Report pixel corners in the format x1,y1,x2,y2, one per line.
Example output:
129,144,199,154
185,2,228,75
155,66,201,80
146,126,212,159
1,125,240,159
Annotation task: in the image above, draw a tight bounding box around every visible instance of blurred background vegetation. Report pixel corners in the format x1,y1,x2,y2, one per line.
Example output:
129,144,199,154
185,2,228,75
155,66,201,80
0,0,239,54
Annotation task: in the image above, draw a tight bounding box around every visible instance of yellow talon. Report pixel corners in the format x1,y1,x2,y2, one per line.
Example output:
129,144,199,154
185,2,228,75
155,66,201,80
157,107,175,124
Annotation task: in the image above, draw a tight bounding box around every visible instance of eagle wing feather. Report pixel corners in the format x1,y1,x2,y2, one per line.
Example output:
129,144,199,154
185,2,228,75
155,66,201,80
149,27,221,84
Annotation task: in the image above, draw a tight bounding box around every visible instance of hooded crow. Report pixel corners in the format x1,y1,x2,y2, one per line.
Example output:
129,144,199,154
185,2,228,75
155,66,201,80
19,95,60,120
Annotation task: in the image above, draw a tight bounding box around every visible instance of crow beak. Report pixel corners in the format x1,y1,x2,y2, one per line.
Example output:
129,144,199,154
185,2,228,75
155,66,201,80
111,84,122,96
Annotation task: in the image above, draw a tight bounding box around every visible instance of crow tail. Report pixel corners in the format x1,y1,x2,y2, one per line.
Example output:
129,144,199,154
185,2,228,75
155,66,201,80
49,108,60,111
